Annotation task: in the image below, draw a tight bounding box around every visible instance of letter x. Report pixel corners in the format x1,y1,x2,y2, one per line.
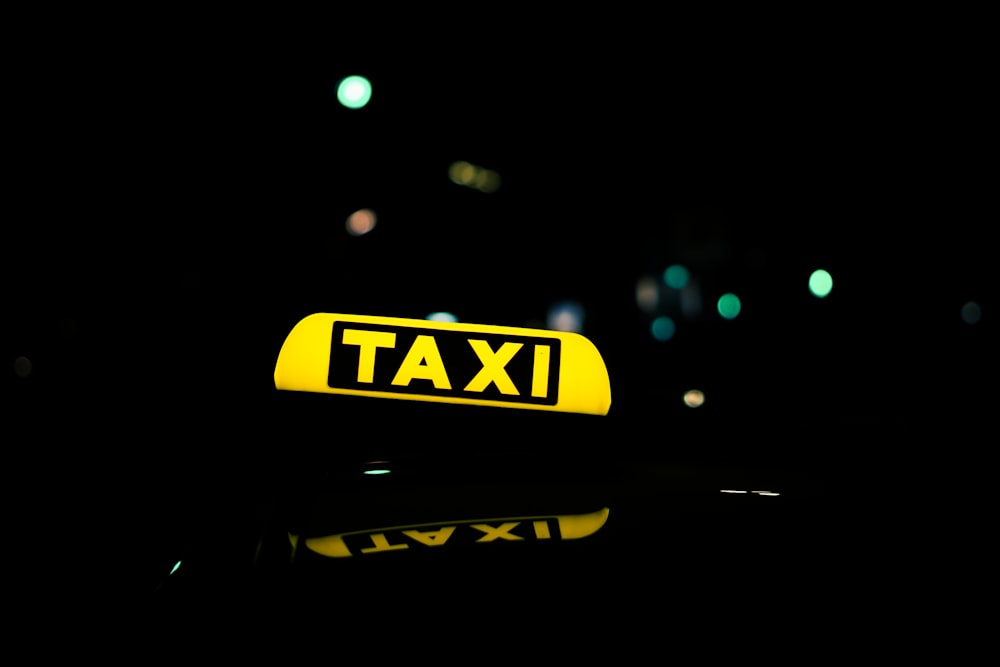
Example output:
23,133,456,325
464,340,522,394
471,522,523,542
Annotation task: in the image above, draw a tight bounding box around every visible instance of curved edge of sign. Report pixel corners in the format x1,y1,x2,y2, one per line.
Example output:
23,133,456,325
273,313,611,416
557,506,610,539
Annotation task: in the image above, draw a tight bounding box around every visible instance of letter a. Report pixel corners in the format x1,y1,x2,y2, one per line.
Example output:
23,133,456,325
392,335,452,389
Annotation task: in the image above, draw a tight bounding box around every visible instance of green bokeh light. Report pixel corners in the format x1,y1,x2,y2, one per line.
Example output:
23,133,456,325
337,75,372,109
663,264,690,289
809,269,833,298
717,293,741,319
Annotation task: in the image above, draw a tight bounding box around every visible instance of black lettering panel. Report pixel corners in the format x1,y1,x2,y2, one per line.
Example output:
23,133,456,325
328,322,561,405
340,519,561,556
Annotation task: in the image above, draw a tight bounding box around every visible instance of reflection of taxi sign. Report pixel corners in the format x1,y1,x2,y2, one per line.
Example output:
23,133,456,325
274,313,611,415
292,507,611,558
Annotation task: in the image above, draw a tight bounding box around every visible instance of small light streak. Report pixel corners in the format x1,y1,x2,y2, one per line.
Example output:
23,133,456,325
364,469,391,475
13,356,32,378
346,209,377,236
683,389,704,407
752,491,780,496
169,561,181,576
720,490,747,494
426,312,458,323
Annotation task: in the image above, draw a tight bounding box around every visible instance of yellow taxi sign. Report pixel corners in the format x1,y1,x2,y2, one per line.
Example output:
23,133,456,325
274,313,611,415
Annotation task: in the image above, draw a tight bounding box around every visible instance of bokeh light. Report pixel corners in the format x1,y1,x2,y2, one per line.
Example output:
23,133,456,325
474,169,501,193
636,276,658,313
337,75,373,109
680,281,703,319
548,301,584,333
809,269,833,298
717,293,741,319
651,316,675,342
683,389,705,407
426,312,458,323
13,356,32,378
448,161,501,193
449,161,476,185
961,301,982,325
346,208,377,236
663,264,690,289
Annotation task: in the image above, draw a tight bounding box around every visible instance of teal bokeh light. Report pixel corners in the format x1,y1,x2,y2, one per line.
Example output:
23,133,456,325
961,301,981,325
717,293,741,319
337,75,373,109
651,316,676,341
809,269,833,298
663,264,690,289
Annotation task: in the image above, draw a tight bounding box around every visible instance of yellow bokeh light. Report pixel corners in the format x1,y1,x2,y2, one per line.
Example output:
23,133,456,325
475,169,501,192
683,389,705,408
449,161,500,192
448,161,477,185
635,276,658,313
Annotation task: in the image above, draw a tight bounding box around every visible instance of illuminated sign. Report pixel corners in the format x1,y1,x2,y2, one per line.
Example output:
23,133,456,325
291,507,610,559
274,313,611,415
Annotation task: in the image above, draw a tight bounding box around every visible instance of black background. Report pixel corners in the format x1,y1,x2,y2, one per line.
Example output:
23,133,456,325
5,12,993,616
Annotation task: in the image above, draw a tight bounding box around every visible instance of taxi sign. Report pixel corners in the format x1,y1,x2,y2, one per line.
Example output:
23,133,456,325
274,313,611,415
